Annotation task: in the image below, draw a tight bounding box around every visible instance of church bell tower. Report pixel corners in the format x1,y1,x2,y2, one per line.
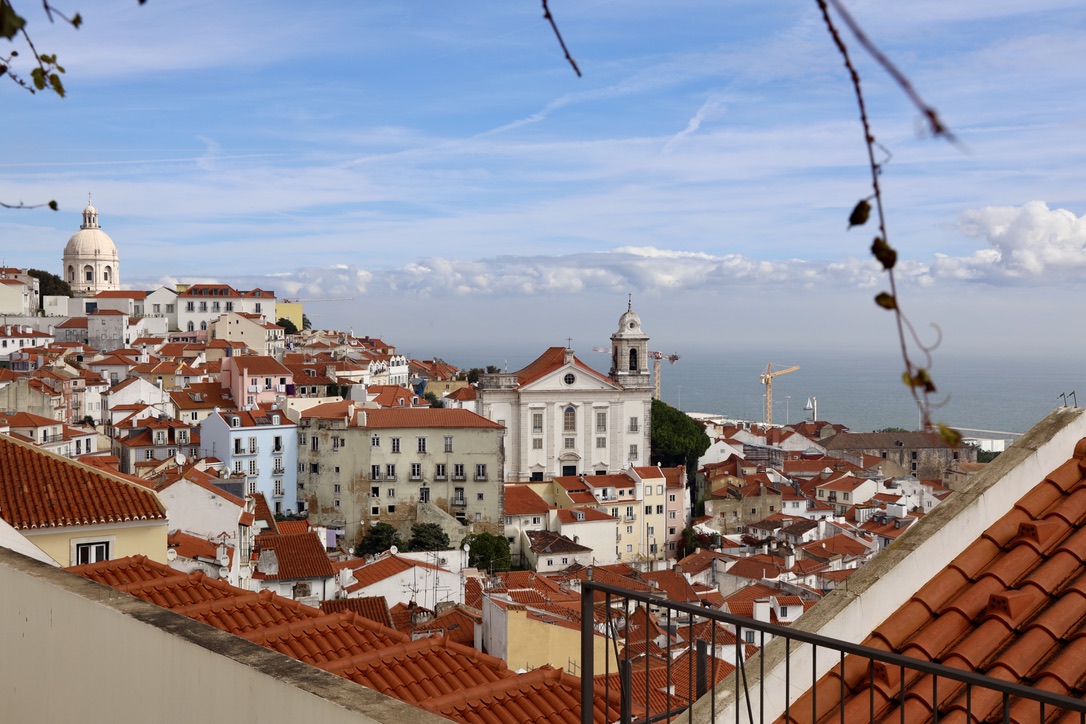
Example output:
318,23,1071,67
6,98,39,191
610,297,651,390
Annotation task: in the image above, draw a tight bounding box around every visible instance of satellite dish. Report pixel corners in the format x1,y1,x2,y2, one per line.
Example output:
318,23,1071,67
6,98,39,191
389,545,398,555
166,548,177,562
218,553,230,566
218,566,229,578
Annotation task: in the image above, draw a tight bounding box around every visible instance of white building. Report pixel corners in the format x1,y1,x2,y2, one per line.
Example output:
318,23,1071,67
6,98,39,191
476,303,654,482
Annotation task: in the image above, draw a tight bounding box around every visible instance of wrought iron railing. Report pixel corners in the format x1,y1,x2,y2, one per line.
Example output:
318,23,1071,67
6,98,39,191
579,579,1086,724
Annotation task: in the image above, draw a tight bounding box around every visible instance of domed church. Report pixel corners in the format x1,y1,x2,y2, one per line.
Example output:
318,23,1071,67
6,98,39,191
62,197,120,296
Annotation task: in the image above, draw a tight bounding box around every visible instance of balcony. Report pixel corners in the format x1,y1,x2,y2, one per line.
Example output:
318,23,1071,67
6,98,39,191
451,497,467,507
272,466,285,474
576,580,1086,723
474,474,487,482
452,475,466,481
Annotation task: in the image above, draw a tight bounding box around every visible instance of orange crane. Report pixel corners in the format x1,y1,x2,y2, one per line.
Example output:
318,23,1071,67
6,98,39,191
760,362,799,426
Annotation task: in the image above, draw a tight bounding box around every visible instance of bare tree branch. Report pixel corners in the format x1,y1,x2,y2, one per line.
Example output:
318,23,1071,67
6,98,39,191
542,0,581,78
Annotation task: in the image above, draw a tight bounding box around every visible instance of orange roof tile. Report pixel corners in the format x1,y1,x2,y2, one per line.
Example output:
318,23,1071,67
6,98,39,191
0,433,166,530
363,407,503,429
793,435,1086,722
504,484,552,516
255,533,334,580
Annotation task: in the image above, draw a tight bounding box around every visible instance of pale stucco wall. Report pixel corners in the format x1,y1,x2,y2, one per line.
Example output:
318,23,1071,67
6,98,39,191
0,546,442,724
506,607,611,676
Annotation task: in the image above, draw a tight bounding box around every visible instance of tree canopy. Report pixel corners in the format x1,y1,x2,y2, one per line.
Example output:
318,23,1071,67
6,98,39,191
406,523,450,552
461,531,511,572
276,317,298,335
650,398,711,479
354,522,402,557
27,268,71,300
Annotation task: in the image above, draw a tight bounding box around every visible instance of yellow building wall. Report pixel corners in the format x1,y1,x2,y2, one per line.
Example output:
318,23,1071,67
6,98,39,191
26,521,168,567
505,608,612,676
277,302,304,330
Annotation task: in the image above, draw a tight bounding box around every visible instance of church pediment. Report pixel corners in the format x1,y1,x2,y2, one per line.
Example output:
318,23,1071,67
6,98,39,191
519,363,621,393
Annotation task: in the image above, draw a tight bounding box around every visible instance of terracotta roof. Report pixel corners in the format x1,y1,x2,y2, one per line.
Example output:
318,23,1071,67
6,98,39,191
364,408,503,430
526,529,592,555
321,596,393,627
792,435,1086,723
229,356,291,376
346,553,449,592
71,556,626,723
556,507,615,524
514,346,617,388
503,484,552,516
0,433,166,530
255,533,334,580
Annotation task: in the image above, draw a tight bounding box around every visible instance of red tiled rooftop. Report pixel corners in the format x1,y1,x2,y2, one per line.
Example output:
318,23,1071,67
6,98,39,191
0,434,166,530
789,435,1086,723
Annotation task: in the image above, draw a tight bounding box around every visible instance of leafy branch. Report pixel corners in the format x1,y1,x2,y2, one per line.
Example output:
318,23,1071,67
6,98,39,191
816,0,962,446
0,0,82,96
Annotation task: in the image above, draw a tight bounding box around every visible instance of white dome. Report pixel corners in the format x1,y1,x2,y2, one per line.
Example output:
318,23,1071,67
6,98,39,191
64,227,118,259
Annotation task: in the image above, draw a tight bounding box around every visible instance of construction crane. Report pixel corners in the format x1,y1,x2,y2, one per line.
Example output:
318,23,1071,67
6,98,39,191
281,297,355,303
648,351,681,401
760,362,800,426
593,347,680,400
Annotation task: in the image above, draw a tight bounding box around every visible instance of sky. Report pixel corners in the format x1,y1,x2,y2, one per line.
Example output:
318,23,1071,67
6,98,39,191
3,0,1086,371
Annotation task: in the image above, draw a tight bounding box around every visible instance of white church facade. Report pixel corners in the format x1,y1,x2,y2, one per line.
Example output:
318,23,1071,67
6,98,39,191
477,303,654,482
62,199,120,296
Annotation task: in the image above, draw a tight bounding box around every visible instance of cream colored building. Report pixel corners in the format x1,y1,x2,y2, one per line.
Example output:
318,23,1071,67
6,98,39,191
299,402,505,547
62,200,120,296
476,304,653,482
209,311,286,357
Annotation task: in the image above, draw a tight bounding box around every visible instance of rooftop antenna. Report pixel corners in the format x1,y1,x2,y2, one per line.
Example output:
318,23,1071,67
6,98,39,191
566,337,573,350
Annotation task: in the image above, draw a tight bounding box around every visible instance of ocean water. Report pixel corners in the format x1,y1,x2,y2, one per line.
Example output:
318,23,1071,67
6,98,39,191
440,345,1084,442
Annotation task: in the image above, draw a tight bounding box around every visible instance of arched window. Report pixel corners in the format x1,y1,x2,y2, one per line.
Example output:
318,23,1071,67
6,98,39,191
629,348,639,371
83,265,94,283
563,406,576,432
186,321,195,332
67,265,75,283
200,321,207,331
103,266,112,282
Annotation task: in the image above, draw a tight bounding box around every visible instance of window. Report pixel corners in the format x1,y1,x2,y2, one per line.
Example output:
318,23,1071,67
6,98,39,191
563,406,576,432
596,437,606,448
234,438,243,454
387,504,397,513
371,486,380,497
475,464,487,480
144,450,154,461
454,487,465,504
371,435,380,447
744,630,756,644
562,557,569,564
273,457,283,472
629,417,640,433
532,516,541,525
386,464,396,480
334,499,340,508
626,506,634,519
629,444,638,459
274,480,284,497
371,505,380,516
626,525,633,534
436,463,447,479
411,463,422,480
668,493,675,502
444,435,454,452
647,526,655,536
669,527,676,535
477,492,485,501
532,438,543,449
563,373,575,385
780,606,789,617
564,437,575,449
248,460,258,475
626,544,633,553
333,483,341,493
391,437,400,453
453,463,465,480
645,505,651,515
371,464,381,481
419,487,430,503
843,492,850,501
75,541,110,565
387,488,395,498
532,413,543,434
234,460,243,473
669,511,676,519
247,479,257,495
309,436,318,452
596,411,607,433
417,437,427,453
656,505,664,514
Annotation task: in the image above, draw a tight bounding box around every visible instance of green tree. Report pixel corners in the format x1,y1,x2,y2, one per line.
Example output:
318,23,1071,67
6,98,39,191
423,391,444,408
276,317,298,335
354,522,402,557
650,398,710,481
302,313,313,330
876,427,909,433
27,268,71,302
406,523,450,552
461,531,512,572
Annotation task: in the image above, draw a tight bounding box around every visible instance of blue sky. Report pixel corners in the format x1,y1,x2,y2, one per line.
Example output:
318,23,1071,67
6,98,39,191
3,0,1086,363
